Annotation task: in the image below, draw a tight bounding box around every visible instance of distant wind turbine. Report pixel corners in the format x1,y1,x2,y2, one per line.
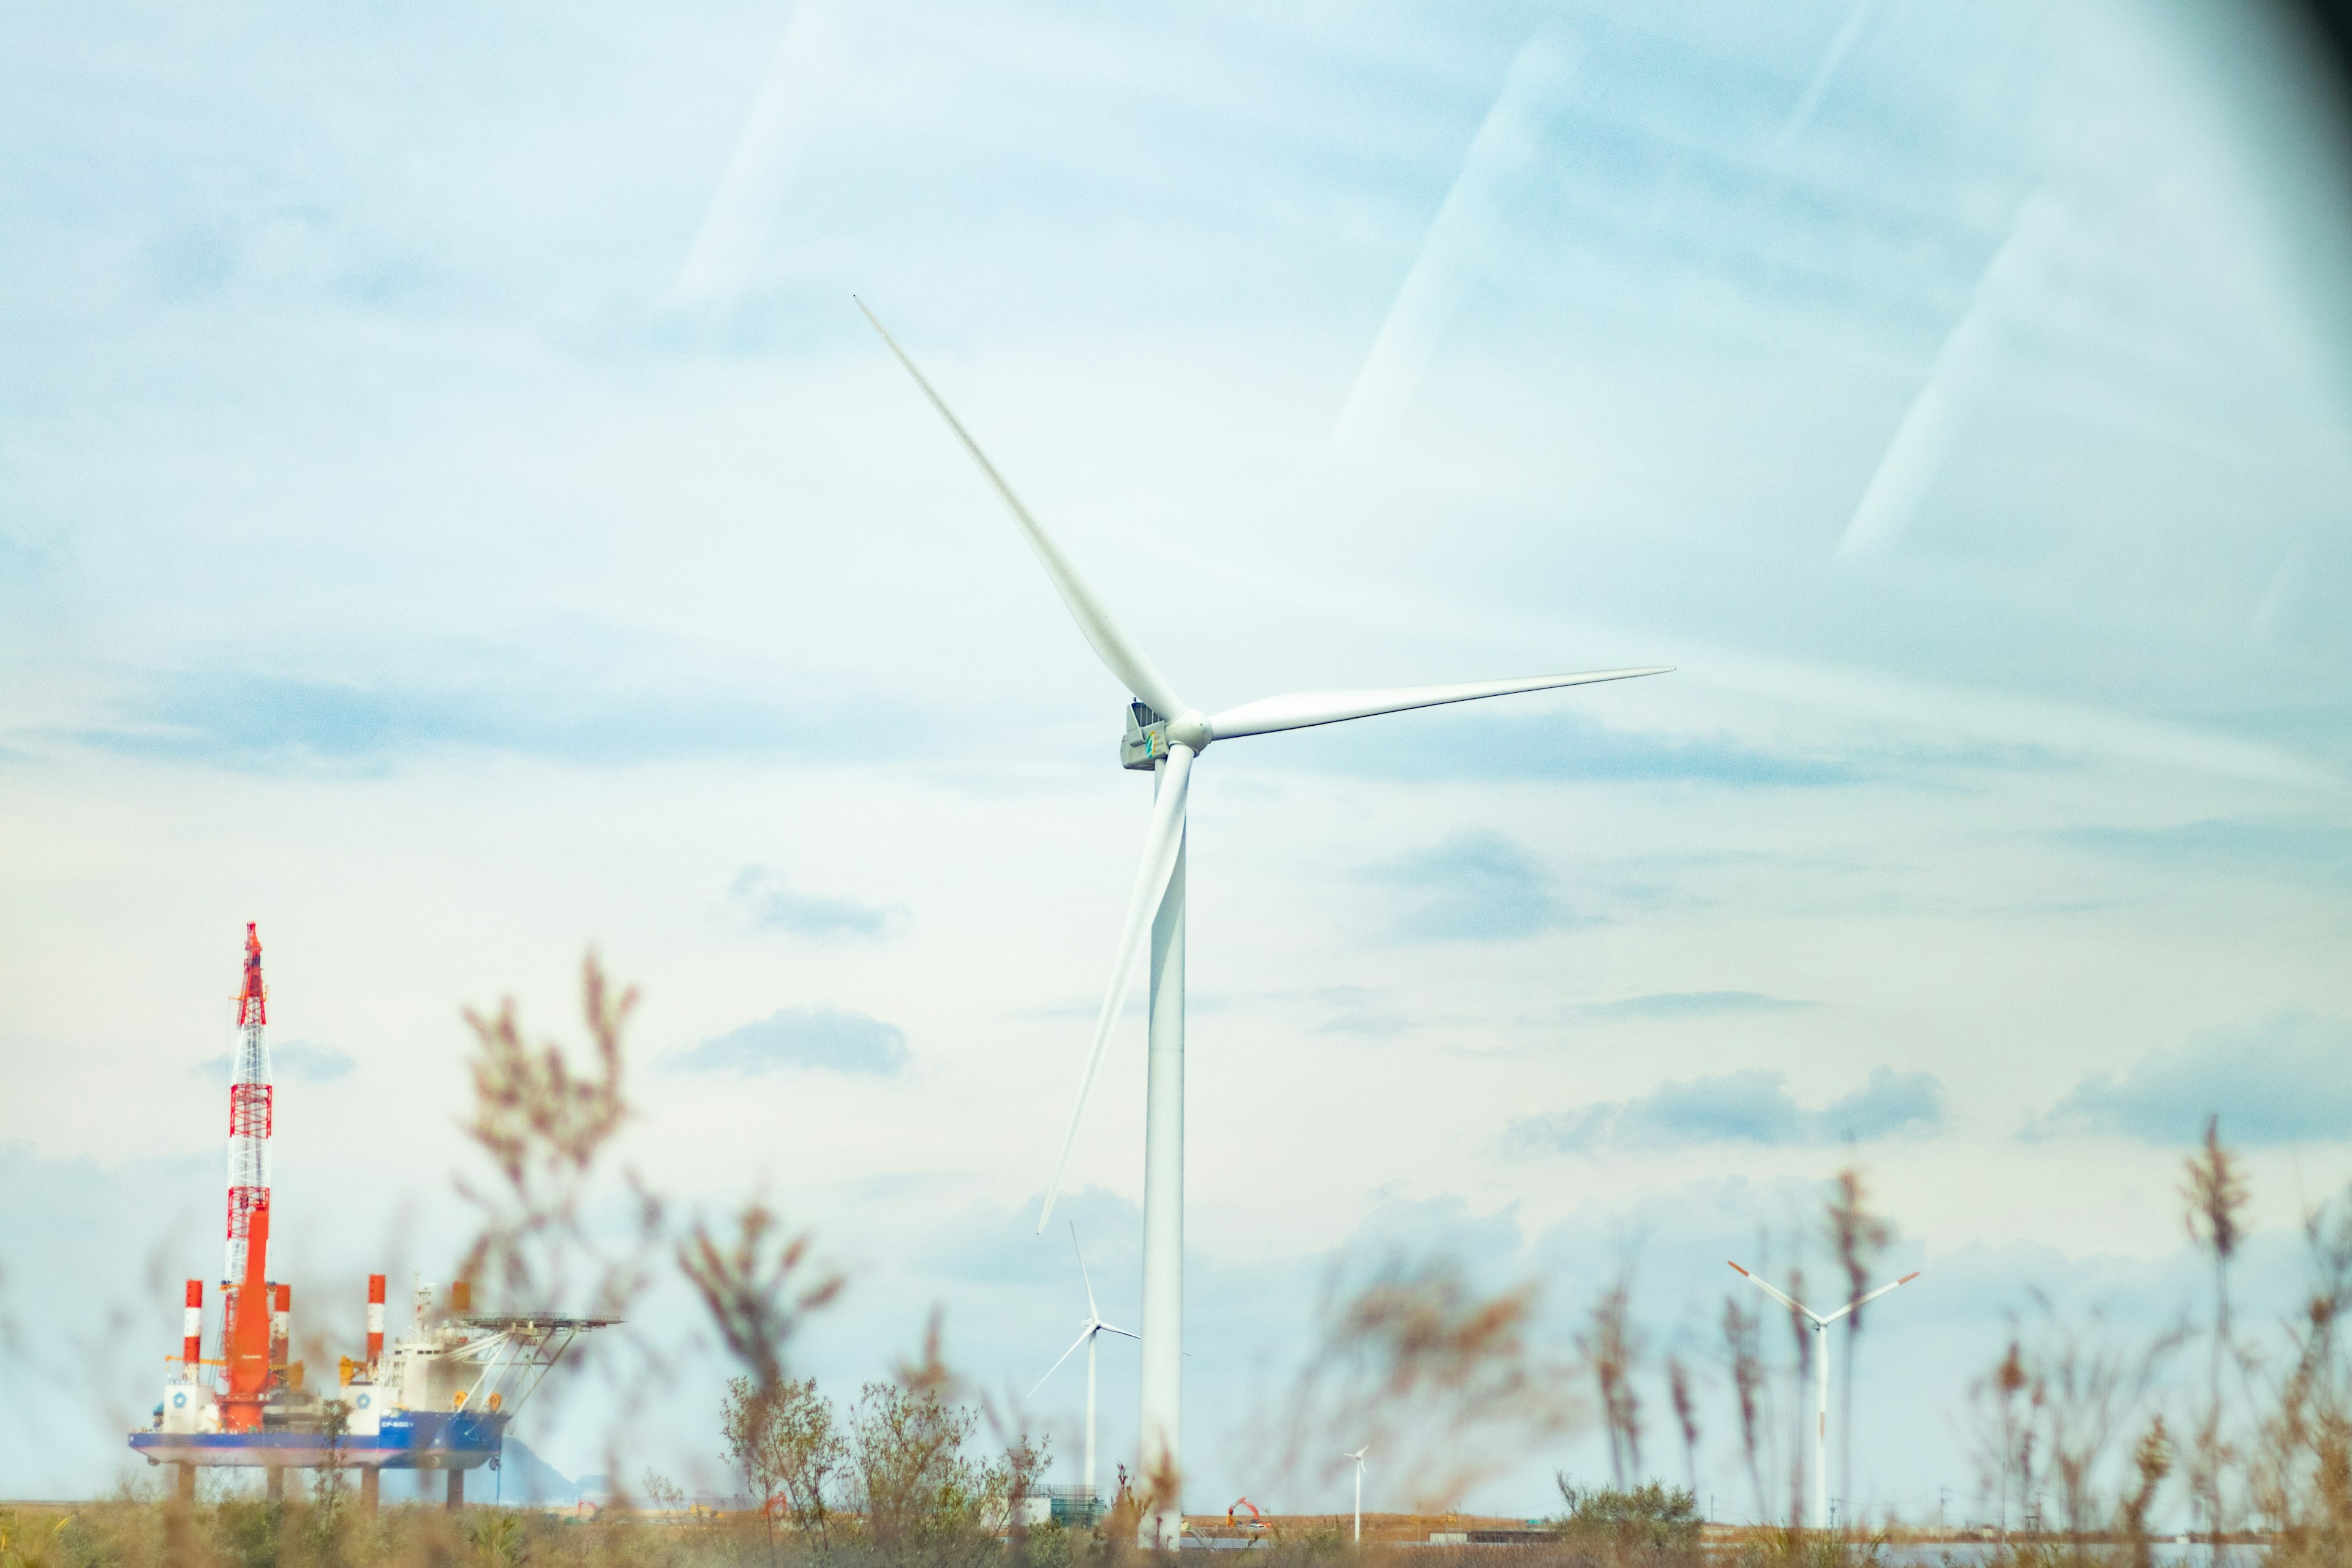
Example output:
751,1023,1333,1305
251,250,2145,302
1345,1446,1369,1542
1728,1261,1920,1531
861,298,1668,1545
1031,1224,1136,1504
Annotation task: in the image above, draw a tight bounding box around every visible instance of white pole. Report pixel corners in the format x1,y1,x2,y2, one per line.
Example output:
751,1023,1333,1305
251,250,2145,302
1137,783,1185,1550
1354,1461,1363,1543
1085,1326,1098,1501
1814,1322,1829,1534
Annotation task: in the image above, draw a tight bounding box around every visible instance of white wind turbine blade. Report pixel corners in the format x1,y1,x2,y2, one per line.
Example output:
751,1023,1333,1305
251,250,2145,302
1071,1222,1100,1323
1728,1261,1822,1325
1097,1324,1140,1341
1030,1326,1094,1400
856,298,1186,718
1208,668,1670,741
1819,1270,1921,1325
1036,744,1196,1232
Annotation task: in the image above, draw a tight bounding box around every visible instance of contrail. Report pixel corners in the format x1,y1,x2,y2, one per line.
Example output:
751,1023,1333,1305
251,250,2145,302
1328,32,1579,458
669,3,835,313
1837,192,2057,557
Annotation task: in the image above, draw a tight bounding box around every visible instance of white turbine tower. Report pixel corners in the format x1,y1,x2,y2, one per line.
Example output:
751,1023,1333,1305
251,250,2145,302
861,300,1669,1545
1031,1224,1137,1506
1728,1261,1921,1532
1345,1446,1369,1543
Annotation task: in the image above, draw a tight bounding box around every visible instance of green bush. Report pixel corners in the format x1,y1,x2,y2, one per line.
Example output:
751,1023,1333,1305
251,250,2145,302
1016,1519,1068,1568
1554,1478,1702,1558
213,1502,286,1568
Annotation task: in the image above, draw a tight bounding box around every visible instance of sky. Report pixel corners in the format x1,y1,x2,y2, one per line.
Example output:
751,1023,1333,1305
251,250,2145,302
4,0,2352,1529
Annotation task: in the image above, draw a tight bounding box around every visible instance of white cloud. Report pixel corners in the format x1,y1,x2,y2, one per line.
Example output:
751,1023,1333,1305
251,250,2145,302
1509,1066,1946,1154
2030,1014,2352,1147
725,864,903,939
671,1006,910,1077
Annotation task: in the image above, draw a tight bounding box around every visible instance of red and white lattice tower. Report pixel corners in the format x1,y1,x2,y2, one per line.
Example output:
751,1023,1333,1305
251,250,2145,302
224,922,273,1285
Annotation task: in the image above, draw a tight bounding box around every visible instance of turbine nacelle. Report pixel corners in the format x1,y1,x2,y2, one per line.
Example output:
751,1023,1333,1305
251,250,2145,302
1121,703,1212,769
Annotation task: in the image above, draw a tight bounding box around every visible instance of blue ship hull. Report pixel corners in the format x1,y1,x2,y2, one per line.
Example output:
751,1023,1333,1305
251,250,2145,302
132,1410,508,1470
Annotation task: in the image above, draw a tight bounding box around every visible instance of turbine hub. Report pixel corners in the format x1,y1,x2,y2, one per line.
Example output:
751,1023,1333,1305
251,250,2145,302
1165,709,1212,753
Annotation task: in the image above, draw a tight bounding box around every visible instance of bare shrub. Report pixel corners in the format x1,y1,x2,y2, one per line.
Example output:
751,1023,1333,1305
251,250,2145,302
1666,1355,1699,1497
1962,1300,2179,1562
2119,1417,2173,1567
684,1205,842,1405
2182,1114,2251,1548
684,1197,846,1548
456,954,644,1313
850,1381,1000,1563
1270,1250,1585,1512
2038,1310,2177,1552
448,957,855,1522
1578,1272,1643,1490
2251,1186,2352,1565
723,1374,848,1542
1721,1292,1768,1522
1971,1333,2037,1547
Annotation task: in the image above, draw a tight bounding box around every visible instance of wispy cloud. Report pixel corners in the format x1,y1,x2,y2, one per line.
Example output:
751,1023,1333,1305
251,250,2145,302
2029,1014,2352,1146
1364,828,1589,941
1256,709,1861,788
70,662,922,774
726,865,902,940
669,1006,910,1077
1558,990,1813,1024
1317,1009,1416,1038
195,1041,354,1083
1509,1065,1945,1153
2056,816,2352,888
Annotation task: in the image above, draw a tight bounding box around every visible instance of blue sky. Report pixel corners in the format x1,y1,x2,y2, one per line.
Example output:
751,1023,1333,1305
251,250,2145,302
4,0,2352,1528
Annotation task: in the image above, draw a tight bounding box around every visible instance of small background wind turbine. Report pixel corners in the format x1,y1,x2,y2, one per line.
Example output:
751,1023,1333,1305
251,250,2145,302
862,298,1667,1545
1345,1446,1368,1542
1728,1261,1920,1531
1032,1224,1136,1507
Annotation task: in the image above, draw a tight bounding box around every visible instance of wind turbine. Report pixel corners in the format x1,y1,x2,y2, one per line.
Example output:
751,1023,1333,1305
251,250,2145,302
1728,1261,1920,1532
860,300,1669,1546
1031,1223,1137,1506
1345,1446,1369,1543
